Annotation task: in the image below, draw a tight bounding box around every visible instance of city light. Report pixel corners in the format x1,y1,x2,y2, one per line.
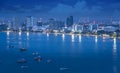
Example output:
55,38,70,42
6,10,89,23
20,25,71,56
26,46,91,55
19,31,22,36
47,33,49,37
0,1,120,73
71,34,75,42
79,35,82,42
95,35,98,43
7,31,10,36
27,32,29,36
62,34,65,42
113,38,117,53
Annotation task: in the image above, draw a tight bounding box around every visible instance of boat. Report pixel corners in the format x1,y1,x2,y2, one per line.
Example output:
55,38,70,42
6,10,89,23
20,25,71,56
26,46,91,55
47,59,52,63
34,56,42,62
32,52,39,55
59,67,69,71
21,66,28,69
17,58,27,63
20,48,27,52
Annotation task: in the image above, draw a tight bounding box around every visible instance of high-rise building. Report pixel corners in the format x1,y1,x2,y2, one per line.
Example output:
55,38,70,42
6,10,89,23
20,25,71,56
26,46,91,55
72,24,83,32
48,18,64,30
26,16,34,31
66,16,73,27
48,18,55,29
37,18,43,26
7,20,12,29
0,23,7,31
88,24,98,31
12,17,21,30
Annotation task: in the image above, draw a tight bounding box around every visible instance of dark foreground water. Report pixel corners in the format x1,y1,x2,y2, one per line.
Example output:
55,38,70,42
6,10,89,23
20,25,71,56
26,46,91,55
0,32,120,73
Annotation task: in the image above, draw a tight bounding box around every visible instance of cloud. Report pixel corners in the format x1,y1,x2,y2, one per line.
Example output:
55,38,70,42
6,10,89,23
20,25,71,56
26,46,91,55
0,0,120,19
0,5,30,13
49,1,103,17
0,4,51,14
49,1,120,18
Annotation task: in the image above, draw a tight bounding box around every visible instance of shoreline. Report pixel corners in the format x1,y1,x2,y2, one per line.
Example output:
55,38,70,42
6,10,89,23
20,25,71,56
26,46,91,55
1,31,120,39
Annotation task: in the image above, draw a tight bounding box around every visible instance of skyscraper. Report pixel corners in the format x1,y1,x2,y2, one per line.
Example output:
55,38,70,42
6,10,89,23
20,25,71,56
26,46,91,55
7,20,12,29
66,16,73,27
26,16,34,31
12,17,21,30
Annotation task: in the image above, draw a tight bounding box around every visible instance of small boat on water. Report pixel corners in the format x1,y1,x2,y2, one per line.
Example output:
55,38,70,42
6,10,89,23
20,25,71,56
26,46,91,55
59,67,69,71
47,59,52,63
34,56,42,62
20,48,27,52
32,52,39,55
17,58,27,63
21,66,28,69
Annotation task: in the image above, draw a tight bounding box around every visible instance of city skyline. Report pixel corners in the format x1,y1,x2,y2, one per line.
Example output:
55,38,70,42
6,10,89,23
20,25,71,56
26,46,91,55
0,1,120,73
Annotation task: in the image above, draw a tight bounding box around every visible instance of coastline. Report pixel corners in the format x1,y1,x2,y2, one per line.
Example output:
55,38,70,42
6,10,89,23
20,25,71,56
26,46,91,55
1,30,120,39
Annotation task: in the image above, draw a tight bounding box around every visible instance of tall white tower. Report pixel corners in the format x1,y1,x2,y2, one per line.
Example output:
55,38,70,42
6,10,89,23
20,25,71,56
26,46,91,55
26,16,34,31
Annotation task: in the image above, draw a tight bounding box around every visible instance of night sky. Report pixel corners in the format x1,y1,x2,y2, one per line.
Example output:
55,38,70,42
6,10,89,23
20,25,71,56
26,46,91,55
0,0,120,20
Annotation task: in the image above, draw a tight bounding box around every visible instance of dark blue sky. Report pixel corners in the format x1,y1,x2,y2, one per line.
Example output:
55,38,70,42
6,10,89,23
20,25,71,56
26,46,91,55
0,0,120,20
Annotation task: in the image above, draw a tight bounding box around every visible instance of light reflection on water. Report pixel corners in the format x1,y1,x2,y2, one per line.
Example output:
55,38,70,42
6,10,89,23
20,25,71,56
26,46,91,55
7,31,10,36
47,33,49,37
95,35,98,43
113,38,117,73
19,31,22,36
26,32,29,40
79,35,82,42
6,31,10,49
71,34,75,42
3,32,120,73
113,38,117,54
7,31,10,40
55,33,58,36
27,32,29,36
62,34,65,42
19,32,22,40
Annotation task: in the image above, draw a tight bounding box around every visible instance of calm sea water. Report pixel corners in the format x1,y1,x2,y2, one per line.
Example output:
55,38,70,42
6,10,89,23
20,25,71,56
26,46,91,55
0,32,120,73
